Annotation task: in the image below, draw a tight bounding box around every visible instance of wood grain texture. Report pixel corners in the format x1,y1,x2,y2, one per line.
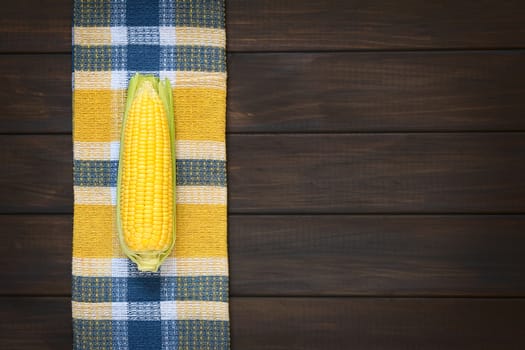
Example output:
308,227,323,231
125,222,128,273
0,135,72,213
229,134,525,213
0,298,72,350
2,297,525,350
0,0,71,53
228,52,525,132
0,215,71,295
2,214,525,297
2,1,525,52
231,298,525,350
227,0,525,51
0,55,72,133
2,134,525,213
229,215,525,296
3,52,525,133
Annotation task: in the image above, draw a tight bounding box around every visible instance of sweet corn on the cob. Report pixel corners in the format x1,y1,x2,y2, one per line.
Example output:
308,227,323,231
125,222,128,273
117,74,175,272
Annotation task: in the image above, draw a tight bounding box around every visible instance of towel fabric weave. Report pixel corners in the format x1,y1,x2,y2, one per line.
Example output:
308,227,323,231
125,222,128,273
72,1,228,349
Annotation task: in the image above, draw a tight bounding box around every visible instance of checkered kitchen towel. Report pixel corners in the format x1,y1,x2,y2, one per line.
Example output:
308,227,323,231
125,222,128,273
72,1,228,349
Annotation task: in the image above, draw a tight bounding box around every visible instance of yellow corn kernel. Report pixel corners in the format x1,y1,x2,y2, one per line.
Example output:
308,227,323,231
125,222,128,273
117,74,175,272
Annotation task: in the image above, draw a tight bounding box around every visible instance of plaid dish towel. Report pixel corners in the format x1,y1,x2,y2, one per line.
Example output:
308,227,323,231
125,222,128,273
72,1,228,349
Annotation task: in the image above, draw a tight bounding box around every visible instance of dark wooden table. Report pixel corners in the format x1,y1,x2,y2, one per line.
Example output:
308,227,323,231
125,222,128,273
2,1,525,349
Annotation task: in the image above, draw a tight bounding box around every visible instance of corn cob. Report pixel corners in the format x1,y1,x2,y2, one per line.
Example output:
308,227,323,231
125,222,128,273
117,74,175,272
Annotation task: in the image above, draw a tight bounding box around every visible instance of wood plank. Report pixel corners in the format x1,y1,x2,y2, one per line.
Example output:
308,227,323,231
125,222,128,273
0,0,71,53
2,215,525,297
2,297,525,350
231,298,525,350
229,215,525,296
0,298,72,350
0,55,72,133
227,0,525,51
0,135,72,213
3,53,525,134
2,1,525,52
229,133,525,213
0,215,71,295
2,134,525,213
228,52,525,132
